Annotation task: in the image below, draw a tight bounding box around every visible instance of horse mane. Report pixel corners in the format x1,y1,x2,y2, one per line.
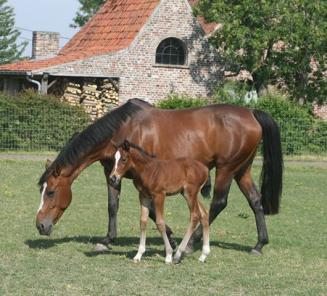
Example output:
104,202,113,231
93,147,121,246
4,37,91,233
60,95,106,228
128,142,156,159
38,99,151,186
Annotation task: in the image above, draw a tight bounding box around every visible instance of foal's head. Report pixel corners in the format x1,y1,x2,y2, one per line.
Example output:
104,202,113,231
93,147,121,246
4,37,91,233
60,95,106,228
109,140,154,187
109,140,132,186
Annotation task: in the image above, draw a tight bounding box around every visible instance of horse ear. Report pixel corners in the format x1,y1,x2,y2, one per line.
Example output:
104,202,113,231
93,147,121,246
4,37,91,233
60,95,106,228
110,140,118,149
123,140,130,151
45,159,52,169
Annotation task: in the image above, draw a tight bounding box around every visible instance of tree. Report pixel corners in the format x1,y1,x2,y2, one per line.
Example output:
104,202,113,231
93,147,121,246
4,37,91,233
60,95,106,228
71,0,106,28
194,0,327,104
0,0,27,64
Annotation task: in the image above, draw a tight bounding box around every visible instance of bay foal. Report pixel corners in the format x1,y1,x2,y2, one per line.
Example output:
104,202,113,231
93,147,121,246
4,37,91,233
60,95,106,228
110,140,210,263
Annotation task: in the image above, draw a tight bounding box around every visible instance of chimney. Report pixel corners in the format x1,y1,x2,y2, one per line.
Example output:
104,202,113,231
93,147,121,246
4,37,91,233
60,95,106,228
32,31,60,60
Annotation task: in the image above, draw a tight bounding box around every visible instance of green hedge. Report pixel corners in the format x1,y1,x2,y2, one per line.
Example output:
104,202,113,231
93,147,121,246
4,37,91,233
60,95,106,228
157,88,326,156
1,89,325,155
0,91,90,151
253,94,315,155
156,94,207,109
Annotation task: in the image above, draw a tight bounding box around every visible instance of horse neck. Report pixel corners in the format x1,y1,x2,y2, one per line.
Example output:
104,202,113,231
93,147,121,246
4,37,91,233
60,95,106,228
60,149,106,182
129,148,153,176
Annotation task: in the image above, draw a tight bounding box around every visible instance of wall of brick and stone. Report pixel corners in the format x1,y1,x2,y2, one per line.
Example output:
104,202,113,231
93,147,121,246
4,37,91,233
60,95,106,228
37,0,222,104
118,0,222,103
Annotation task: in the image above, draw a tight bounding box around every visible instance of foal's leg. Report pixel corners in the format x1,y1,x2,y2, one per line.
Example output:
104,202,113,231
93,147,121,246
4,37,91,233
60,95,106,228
186,170,233,252
173,189,201,263
198,201,210,263
134,195,151,262
235,169,269,254
148,202,176,250
153,193,173,263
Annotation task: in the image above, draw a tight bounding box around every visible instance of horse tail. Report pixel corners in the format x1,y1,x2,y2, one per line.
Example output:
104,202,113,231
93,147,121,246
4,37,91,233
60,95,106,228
253,110,283,215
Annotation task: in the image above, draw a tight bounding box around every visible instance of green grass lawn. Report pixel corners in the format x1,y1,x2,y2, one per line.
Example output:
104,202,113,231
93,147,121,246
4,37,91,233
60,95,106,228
0,160,326,296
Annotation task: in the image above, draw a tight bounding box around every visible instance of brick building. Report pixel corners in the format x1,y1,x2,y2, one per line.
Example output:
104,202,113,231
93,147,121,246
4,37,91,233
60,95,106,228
0,0,221,113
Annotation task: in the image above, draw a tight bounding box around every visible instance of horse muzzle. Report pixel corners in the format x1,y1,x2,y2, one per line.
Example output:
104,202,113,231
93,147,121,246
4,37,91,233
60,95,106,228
36,218,53,236
109,174,121,188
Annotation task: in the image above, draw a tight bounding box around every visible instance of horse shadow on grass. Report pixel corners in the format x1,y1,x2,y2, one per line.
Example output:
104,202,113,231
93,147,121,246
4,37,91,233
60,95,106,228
25,235,103,249
25,235,168,259
26,235,164,249
83,236,168,259
25,235,252,258
210,241,252,253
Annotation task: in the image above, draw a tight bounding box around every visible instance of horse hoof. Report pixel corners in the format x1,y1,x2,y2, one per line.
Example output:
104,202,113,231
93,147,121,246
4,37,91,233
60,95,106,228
165,256,173,264
101,237,114,245
173,256,182,264
184,245,194,254
94,243,109,252
250,248,262,256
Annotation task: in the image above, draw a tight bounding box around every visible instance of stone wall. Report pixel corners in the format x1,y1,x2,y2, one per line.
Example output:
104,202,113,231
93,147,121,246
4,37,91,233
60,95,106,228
35,0,222,104
118,0,222,103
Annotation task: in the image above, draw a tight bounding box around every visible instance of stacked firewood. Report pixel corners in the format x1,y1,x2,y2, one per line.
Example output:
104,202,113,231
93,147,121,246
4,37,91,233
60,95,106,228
61,82,81,106
99,79,119,113
80,83,100,120
60,79,119,120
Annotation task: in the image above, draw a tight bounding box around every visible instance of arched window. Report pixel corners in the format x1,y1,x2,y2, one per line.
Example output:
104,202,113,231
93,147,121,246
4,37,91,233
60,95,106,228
155,38,187,66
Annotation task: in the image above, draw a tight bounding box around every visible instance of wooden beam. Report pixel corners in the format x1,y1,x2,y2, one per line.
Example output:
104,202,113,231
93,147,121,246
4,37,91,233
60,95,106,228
41,73,49,95
47,79,57,90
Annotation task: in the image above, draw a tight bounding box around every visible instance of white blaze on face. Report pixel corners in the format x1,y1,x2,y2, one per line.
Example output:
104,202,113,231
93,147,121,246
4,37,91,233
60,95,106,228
38,182,47,213
113,150,121,175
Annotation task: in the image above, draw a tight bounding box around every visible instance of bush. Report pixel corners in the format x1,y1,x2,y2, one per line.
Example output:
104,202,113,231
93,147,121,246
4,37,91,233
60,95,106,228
0,90,90,151
213,80,250,106
307,120,327,155
156,93,207,109
254,93,314,155
157,85,326,156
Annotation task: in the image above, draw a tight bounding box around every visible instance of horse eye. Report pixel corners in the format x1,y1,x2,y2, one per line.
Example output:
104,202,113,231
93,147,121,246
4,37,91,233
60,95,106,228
121,158,127,163
47,191,55,198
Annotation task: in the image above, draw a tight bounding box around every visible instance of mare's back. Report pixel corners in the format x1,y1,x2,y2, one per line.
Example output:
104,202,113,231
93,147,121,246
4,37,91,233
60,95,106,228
121,103,261,166
134,104,260,160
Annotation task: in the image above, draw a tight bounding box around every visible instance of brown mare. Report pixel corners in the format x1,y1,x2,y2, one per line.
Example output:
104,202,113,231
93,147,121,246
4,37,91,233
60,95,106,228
36,98,283,254
110,140,210,263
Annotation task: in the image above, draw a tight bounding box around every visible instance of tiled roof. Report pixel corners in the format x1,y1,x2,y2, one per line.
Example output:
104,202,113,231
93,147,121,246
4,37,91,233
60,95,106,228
188,0,219,35
0,0,217,73
196,16,220,36
0,52,98,72
59,0,160,57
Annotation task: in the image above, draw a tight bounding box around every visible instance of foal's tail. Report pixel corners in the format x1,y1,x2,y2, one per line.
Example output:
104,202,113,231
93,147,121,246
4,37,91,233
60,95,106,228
253,110,283,215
